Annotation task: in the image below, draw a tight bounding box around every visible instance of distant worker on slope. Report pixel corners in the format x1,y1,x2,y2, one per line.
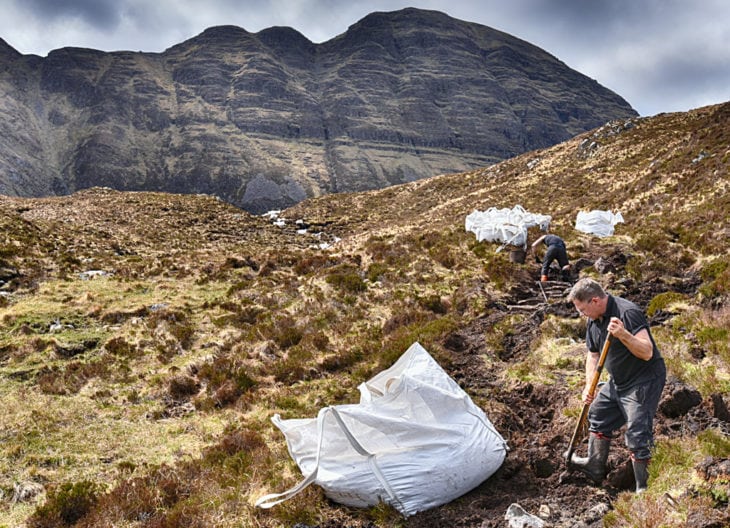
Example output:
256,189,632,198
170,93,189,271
531,231,570,282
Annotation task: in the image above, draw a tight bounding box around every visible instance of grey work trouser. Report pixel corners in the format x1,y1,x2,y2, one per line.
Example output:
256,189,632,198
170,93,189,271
541,244,569,276
588,368,666,460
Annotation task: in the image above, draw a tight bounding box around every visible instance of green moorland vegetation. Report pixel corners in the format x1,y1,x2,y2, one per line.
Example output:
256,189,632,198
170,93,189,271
0,102,728,527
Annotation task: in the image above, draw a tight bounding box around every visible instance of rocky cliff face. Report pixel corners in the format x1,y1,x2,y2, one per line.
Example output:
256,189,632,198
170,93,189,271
0,8,637,213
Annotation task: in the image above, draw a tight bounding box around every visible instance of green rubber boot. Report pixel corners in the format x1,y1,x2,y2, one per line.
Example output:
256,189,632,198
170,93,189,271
570,433,611,484
632,458,650,493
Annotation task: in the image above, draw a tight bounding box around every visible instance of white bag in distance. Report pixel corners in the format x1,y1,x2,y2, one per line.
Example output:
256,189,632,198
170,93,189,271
465,205,551,249
256,342,508,517
575,210,625,237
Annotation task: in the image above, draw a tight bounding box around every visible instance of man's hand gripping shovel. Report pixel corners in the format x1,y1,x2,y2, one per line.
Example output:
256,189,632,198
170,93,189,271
560,335,611,482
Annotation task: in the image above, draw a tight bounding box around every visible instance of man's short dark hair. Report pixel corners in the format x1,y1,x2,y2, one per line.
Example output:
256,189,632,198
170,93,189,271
567,278,607,303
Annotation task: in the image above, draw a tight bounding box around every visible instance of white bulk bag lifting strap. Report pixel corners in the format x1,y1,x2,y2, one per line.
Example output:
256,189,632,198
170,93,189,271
255,406,405,511
254,408,326,509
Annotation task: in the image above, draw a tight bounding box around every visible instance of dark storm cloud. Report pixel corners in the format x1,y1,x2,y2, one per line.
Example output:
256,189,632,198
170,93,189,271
623,47,730,113
22,0,122,29
1,0,728,116
470,0,730,115
516,0,647,29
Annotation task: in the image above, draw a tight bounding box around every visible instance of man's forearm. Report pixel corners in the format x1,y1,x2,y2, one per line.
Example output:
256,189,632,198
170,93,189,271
585,351,599,386
611,326,653,361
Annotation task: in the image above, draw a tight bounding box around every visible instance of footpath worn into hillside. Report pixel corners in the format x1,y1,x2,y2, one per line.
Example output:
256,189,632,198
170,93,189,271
252,240,729,528
406,259,727,527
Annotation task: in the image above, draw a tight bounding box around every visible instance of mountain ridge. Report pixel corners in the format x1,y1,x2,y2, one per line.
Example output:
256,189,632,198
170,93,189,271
0,8,636,213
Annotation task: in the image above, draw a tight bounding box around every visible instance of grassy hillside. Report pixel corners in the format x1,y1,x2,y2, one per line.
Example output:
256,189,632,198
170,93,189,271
0,103,728,527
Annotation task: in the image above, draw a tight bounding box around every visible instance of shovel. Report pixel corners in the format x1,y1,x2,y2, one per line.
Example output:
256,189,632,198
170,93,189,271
563,335,612,466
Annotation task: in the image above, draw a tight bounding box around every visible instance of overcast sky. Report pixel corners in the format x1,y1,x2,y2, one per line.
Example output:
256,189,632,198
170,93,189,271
1,0,728,117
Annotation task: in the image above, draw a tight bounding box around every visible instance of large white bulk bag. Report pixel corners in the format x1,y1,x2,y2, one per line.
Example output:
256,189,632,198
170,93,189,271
574,210,624,237
465,205,551,249
256,342,508,517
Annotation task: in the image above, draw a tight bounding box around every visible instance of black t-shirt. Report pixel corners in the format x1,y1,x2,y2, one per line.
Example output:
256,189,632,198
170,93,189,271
586,295,664,390
543,235,565,248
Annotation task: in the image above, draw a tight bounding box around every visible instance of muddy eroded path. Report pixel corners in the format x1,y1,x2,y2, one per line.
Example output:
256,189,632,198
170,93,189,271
404,271,726,527
405,277,615,527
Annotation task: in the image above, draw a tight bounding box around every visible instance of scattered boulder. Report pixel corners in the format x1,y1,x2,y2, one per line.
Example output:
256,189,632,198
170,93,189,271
577,138,600,159
593,257,616,274
505,503,545,528
12,481,45,503
692,150,709,164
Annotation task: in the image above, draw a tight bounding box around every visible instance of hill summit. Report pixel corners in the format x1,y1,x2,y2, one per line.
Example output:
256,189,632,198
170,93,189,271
0,8,636,212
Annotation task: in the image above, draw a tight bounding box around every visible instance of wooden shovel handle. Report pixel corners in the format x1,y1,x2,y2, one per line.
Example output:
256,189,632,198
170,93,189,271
565,335,612,461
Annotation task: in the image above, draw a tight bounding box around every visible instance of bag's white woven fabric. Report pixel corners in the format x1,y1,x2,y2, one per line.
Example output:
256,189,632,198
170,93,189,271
256,342,508,517
575,210,624,237
465,205,551,249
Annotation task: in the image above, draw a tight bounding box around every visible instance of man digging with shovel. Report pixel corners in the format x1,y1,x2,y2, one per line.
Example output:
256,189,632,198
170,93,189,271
564,278,666,493
531,231,571,282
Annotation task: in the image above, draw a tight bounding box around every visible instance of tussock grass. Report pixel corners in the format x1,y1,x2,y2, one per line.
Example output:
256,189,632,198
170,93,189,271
656,304,730,397
606,430,730,527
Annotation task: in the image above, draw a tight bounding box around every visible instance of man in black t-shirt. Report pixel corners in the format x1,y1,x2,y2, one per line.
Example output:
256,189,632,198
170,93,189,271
566,278,666,493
